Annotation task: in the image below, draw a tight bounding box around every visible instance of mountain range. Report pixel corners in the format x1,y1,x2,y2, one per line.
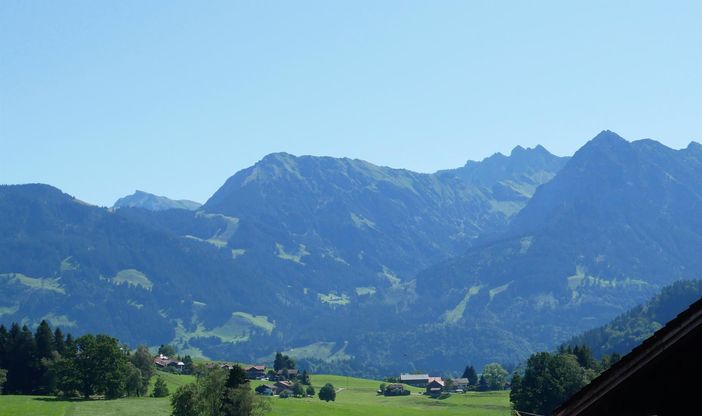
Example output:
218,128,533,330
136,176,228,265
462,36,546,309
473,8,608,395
1,130,700,376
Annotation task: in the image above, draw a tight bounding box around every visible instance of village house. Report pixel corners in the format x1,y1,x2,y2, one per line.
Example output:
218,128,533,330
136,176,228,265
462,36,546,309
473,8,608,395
274,380,294,395
399,373,430,387
425,377,445,397
153,354,184,371
451,377,469,392
255,384,275,396
244,365,267,380
274,368,298,381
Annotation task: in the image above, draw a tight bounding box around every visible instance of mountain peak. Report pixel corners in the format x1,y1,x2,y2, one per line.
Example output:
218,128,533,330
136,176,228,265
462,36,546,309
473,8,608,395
509,145,526,156
687,141,702,152
591,129,626,143
260,152,296,162
113,191,201,211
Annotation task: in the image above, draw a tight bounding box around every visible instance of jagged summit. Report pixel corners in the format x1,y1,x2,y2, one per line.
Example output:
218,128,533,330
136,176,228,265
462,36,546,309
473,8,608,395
435,144,569,203
591,129,626,142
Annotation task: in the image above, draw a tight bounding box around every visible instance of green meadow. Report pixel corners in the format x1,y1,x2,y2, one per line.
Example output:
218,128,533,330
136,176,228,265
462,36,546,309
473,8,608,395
0,372,511,416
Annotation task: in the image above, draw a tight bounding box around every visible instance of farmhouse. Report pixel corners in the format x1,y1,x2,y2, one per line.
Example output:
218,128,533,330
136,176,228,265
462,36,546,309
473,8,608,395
244,365,266,379
255,384,275,396
425,377,445,396
273,368,298,381
399,373,430,387
274,380,294,394
153,354,184,371
452,377,469,392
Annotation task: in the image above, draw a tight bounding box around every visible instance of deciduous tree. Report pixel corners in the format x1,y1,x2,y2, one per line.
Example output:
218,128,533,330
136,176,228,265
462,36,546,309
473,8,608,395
482,362,508,390
130,345,154,396
318,383,336,402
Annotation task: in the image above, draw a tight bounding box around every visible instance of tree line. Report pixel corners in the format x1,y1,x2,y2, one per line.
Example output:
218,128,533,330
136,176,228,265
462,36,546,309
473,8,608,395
510,344,621,415
0,320,167,399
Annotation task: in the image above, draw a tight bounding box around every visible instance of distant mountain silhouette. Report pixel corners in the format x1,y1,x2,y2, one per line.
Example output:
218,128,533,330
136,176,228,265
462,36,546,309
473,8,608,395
114,190,201,211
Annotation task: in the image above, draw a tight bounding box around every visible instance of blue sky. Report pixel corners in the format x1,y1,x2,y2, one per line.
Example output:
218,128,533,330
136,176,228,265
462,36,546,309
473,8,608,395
1,1,701,206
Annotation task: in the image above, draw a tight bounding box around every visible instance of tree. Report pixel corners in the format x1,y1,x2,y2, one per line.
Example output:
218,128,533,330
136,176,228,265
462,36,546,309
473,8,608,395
225,365,248,390
378,383,386,394
292,382,305,397
49,352,81,397
130,345,154,396
53,328,65,356
4,324,38,394
171,383,199,416
198,367,228,416
306,385,315,397
182,355,194,375
0,325,7,370
478,375,488,391
285,355,296,370
221,365,250,413
300,369,311,385
318,383,336,402
152,376,169,397
572,345,595,369
443,378,454,392
35,321,54,360
0,368,7,394
482,363,508,390
158,344,176,357
221,386,255,415
510,352,588,415
273,352,285,372
462,365,478,387
273,352,295,372
34,320,56,394
125,364,143,397
73,334,130,399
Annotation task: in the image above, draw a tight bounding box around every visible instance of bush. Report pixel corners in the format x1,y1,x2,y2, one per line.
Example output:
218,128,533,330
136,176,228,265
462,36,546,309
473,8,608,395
151,376,169,397
279,390,290,398
383,383,410,396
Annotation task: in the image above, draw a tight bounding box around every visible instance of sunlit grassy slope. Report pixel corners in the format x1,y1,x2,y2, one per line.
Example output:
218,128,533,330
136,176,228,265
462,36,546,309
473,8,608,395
0,373,510,416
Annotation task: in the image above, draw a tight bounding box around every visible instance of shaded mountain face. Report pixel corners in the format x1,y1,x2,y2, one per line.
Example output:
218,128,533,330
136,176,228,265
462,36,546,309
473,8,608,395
412,131,702,369
0,184,269,352
201,151,567,300
114,190,201,211
565,279,702,358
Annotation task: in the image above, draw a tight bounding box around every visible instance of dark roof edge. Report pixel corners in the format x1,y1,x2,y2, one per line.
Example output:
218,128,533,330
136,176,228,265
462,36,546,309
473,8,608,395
554,296,702,415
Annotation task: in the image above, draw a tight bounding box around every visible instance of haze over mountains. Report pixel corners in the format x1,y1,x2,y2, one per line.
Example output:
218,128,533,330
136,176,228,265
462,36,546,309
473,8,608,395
1,131,700,376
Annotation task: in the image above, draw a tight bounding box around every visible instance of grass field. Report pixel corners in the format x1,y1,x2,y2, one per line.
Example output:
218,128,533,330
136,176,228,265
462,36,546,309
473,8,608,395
0,373,511,416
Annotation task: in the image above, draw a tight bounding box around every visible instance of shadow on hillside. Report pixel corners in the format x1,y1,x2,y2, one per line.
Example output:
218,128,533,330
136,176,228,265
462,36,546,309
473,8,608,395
32,396,93,402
